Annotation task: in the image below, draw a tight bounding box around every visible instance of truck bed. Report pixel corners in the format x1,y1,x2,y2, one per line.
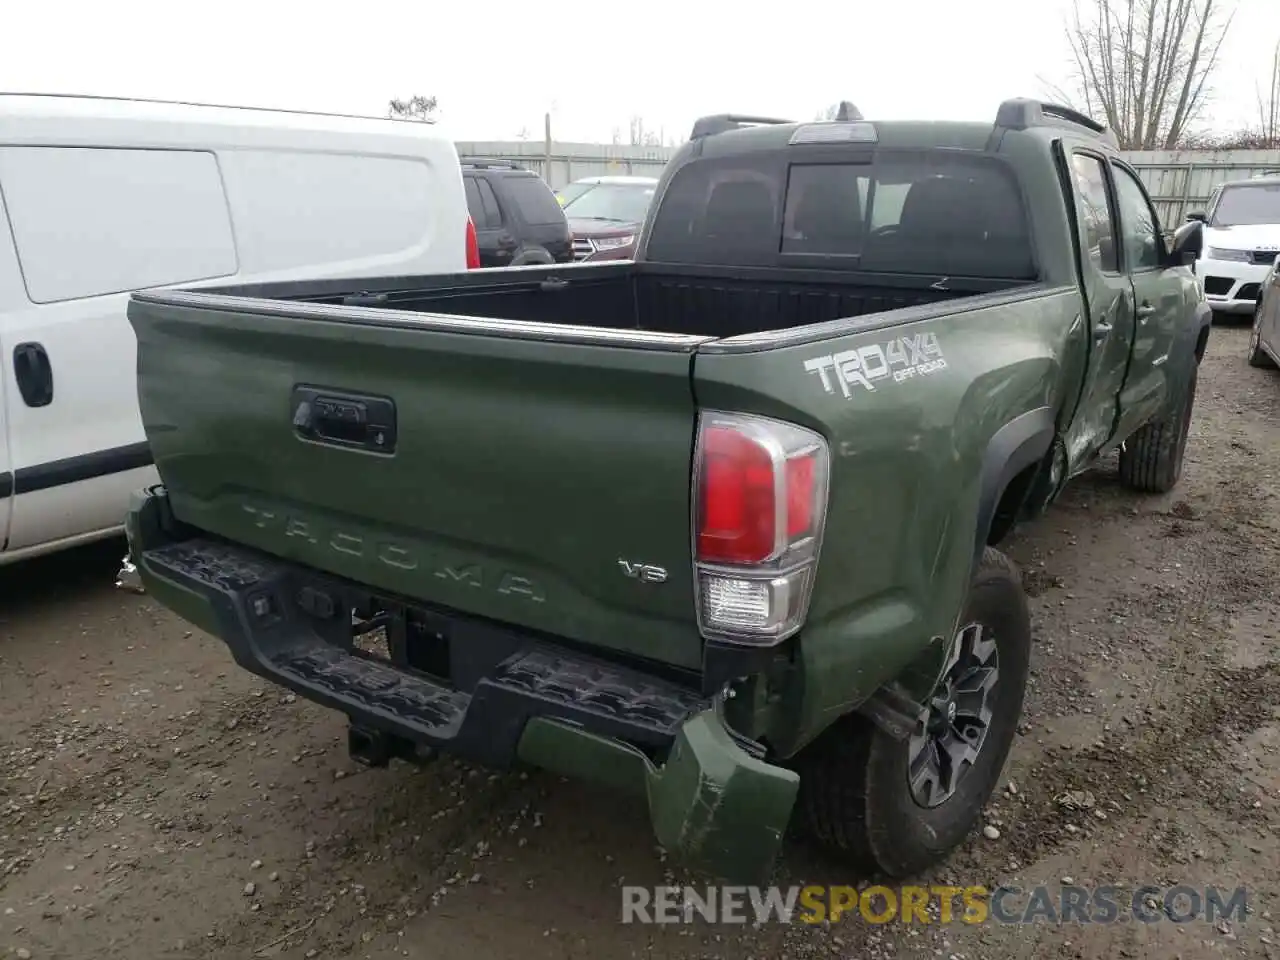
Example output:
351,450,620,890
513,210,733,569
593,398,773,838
187,261,1034,340
126,258,1049,681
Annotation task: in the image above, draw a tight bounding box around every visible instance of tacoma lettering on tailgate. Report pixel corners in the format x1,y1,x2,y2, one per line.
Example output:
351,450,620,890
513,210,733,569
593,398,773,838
804,332,947,397
239,502,545,602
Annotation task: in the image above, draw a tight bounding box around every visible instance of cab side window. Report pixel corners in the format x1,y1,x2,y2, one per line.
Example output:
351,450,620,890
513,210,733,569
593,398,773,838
1070,154,1119,274
1111,164,1162,271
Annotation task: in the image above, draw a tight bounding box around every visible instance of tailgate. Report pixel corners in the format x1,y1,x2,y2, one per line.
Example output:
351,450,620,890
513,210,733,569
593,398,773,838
130,294,708,669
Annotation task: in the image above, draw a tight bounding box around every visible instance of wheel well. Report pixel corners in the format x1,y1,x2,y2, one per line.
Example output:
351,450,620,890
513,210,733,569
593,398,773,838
511,247,552,266
1195,324,1210,361
985,461,1041,546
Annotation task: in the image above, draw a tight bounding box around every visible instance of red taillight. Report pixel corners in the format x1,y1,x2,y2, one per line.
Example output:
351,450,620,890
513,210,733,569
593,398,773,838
695,416,826,565
698,425,778,564
693,412,830,644
465,215,480,269
786,454,816,539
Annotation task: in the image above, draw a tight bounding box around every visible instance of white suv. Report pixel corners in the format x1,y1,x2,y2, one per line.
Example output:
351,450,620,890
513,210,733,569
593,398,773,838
1193,173,1280,316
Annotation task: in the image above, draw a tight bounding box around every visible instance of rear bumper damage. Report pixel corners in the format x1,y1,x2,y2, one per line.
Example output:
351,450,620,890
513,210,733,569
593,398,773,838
126,486,798,883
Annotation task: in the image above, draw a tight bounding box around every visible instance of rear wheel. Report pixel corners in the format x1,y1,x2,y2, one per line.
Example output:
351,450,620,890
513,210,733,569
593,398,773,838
1117,367,1197,493
797,547,1030,877
1249,306,1277,369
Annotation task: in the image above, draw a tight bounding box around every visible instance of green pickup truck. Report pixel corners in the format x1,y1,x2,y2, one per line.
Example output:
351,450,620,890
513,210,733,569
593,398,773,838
124,98,1211,884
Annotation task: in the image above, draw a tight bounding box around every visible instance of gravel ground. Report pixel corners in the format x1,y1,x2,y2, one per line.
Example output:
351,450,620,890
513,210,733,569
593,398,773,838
3,325,1280,960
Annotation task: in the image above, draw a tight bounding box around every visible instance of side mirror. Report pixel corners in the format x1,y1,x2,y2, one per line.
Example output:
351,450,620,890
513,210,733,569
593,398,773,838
1186,211,1207,223
1167,218,1203,267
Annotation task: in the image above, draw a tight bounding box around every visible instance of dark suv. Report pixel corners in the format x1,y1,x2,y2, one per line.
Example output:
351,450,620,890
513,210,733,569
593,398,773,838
460,159,573,267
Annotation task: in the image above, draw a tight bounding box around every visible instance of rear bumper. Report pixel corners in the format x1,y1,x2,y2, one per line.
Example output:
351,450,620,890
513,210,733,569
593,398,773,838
126,485,798,883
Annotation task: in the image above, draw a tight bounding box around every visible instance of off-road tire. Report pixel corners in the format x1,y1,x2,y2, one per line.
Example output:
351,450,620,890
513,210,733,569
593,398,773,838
796,547,1031,878
1117,367,1197,493
1248,308,1277,369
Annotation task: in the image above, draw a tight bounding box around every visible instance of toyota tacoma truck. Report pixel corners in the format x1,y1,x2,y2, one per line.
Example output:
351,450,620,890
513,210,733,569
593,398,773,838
123,98,1211,884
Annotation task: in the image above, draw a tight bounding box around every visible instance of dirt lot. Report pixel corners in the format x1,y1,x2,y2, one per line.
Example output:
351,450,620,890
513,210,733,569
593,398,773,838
3,325,1280,960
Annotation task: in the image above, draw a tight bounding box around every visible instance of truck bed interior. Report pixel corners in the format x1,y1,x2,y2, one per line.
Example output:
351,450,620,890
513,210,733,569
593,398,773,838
229,264,1038,341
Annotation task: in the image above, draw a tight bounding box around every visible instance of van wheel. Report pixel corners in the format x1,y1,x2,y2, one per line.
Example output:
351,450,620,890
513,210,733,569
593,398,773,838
797,547,1030,877
1249,308,1277,369
1117,367,1197,493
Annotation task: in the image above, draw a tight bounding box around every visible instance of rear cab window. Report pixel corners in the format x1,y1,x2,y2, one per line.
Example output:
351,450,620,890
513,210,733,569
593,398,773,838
502,174,567,226
645,147,1037,280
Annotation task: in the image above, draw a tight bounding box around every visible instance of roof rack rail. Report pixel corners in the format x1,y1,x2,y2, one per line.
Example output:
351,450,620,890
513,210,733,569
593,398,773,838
459,157,524,169
689,113,793,140
995,98,1119,148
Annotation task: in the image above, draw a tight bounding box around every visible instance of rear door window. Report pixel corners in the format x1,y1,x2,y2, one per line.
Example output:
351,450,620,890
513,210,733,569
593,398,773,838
477,179,503,227
503,175,566,225
1069,154,1119,274
464,176,486,227
645,149,1037,279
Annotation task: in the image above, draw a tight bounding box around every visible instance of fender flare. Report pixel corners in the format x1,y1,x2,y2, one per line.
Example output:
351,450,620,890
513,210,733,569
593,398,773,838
1153,299,1212,420
1194,298,1213,357
972,405,1056,568
854,406,1057,737
1187,299,1213,371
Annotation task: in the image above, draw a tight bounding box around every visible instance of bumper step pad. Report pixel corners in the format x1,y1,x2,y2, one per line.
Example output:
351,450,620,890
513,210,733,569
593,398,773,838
143,538,706,750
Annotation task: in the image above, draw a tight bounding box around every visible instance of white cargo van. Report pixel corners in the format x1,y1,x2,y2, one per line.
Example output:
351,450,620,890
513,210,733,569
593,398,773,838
0,93,474,564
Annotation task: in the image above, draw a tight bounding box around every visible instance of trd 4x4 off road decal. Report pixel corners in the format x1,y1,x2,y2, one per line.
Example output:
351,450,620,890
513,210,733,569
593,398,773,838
804,332,947,397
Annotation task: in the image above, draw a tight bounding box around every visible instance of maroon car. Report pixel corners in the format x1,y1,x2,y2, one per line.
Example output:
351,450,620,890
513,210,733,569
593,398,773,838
561,175,658,260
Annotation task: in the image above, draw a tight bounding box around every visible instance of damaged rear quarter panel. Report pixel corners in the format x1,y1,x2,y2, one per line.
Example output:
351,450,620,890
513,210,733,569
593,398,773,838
692,287,1085,753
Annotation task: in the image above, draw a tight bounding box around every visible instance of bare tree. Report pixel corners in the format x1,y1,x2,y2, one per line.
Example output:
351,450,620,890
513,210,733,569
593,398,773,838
1179,128,1278,148
815,102,864,122
1169,39,1280,149
628,116,666,147
1056,0,1234,149
387,95,438,122
1260,38,1280,145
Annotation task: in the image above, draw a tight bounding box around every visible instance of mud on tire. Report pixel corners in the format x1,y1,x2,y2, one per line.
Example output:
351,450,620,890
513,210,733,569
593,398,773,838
1117,367,1197,494
795,547,1031,878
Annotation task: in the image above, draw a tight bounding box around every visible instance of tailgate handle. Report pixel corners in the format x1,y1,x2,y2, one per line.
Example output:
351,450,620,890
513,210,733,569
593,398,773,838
291,385,397,455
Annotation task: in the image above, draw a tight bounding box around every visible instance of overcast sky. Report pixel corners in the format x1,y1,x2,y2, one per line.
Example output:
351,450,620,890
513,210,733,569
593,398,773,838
4,0,1279,144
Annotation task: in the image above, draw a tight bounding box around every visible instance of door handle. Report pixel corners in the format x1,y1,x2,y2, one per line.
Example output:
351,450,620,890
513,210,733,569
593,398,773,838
1136,303,1157,319
13,342,53,408
1093,318,1113,341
